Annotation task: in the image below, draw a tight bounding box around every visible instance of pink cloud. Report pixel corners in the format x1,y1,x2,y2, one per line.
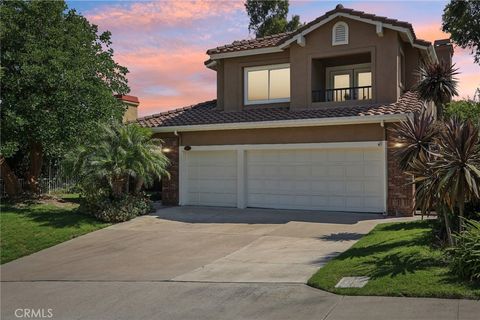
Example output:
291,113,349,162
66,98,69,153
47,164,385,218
413,21,480,99
85,1,479,116
114,47,216,116
88,0,244,30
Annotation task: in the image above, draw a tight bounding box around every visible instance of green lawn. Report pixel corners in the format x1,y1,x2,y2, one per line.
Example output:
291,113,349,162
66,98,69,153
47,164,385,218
0,194,109,264
308,220,480,299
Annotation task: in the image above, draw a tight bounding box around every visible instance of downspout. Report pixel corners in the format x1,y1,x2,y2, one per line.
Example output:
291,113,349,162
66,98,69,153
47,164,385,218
380,119,388,216
174,130,181,146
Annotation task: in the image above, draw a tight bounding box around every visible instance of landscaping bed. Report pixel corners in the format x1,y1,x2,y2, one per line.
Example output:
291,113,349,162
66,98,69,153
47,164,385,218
308,220,480,299
0,194,109,264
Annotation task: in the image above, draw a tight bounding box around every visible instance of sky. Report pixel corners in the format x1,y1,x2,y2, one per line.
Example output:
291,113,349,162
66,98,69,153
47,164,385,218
67,0,480,117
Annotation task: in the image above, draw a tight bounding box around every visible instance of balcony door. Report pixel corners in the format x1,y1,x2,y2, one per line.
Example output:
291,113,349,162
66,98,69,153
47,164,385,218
326,63,372,102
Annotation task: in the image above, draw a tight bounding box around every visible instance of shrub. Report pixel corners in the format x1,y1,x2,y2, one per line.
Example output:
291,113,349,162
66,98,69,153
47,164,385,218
445,99,480,123
82,192,153,223
448,219,480,282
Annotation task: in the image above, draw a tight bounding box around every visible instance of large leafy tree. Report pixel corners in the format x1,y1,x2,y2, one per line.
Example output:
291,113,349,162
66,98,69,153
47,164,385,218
245,0,303,38
0,0,130,196
442,0,480,64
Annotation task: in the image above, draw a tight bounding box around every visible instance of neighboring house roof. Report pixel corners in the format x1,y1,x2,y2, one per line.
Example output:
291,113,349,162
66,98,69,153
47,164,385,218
206,4,431,56
137,91,425,129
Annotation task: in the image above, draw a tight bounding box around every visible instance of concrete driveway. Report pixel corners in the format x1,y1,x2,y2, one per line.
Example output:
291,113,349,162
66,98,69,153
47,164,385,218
2,207,479,320
2,206,408,283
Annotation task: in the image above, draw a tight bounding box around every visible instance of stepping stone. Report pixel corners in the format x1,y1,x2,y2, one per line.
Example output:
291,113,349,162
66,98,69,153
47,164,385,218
335,276,370,288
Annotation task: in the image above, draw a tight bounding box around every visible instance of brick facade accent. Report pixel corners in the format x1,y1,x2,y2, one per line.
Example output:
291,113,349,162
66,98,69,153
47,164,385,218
161,136,179,205
386,124,415,216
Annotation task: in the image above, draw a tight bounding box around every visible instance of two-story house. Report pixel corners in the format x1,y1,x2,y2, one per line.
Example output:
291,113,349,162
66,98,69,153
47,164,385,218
138,5,453,216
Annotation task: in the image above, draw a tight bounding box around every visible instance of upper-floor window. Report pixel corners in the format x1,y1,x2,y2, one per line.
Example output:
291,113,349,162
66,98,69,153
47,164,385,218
244,64,290,105
325,63,372,102
332,21,349,46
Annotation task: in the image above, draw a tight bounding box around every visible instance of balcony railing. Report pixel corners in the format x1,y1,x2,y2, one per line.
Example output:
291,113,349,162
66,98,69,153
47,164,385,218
312,86,372,103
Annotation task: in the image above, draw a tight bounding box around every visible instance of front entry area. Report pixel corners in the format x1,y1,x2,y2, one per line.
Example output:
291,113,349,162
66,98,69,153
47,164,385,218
180,142,386,213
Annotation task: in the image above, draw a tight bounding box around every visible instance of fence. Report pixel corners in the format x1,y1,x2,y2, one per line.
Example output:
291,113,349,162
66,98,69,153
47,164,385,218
0,177,76,198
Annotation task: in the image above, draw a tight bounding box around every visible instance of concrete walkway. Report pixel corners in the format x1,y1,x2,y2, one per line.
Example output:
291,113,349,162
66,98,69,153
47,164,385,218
1,282,478,320
1,207,478,319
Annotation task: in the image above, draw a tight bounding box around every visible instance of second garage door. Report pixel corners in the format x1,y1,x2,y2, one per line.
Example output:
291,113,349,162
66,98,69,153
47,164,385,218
246,148,385,212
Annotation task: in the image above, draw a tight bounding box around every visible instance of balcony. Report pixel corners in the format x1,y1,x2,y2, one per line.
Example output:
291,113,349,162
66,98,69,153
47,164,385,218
311,52,372,104
312,86,372,103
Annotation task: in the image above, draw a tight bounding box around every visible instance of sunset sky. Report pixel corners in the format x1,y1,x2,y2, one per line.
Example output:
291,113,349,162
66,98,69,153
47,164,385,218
67,0,480,117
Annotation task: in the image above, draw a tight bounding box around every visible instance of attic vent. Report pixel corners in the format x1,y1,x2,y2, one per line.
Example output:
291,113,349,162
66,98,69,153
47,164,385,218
332,21,348,45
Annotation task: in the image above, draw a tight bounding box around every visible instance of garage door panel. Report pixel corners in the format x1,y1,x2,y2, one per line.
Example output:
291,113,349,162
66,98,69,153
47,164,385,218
185,151,237,207
188,179,236,193
311,166,328,177
246,148,385,212
327,166,345,177
327,150,346,161
346,165,364,177
345,150,365,161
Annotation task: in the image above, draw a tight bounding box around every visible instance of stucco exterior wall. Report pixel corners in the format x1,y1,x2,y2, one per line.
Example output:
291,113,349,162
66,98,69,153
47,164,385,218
215,17,425,113
176,123,384,146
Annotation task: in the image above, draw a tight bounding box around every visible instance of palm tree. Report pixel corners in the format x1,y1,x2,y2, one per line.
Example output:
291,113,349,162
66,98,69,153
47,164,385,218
392,110,439,170
415,61,459,119
394,114,480,245
64,122,170,198
434,118,480,232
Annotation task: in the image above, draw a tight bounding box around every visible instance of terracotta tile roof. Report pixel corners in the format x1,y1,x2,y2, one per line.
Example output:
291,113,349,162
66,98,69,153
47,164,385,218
207,32,292,55
137,91,425,129
206,5,430,55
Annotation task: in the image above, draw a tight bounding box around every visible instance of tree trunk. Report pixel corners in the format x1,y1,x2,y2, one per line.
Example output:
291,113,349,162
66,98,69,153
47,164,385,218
0,156,22,198
441,205,454,247
435,102,444,120
25,142,43,194
111,176,125,197
134,177,144,194
458,202,464,233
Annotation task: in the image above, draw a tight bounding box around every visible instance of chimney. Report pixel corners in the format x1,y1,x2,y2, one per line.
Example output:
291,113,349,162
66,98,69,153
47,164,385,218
115,95,139,123
434,39,454,67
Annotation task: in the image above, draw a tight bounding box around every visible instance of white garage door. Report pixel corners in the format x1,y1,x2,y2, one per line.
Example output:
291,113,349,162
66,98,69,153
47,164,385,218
184,150,237,207
246,148,385,212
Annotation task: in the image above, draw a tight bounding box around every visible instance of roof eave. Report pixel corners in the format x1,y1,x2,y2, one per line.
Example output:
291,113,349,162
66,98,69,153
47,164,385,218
208,11,437,63
151,113,409,133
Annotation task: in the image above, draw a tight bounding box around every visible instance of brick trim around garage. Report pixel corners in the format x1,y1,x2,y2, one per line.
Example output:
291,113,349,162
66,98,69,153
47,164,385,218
386,124,415,216
161,136,180,205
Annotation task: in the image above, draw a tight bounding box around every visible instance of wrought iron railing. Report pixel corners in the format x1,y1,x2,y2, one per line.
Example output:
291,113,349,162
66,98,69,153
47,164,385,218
312,86,372,103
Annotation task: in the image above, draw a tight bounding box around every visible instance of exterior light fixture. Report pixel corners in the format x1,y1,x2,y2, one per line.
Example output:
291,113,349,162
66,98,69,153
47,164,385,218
162,147,172,153
394,142,405,148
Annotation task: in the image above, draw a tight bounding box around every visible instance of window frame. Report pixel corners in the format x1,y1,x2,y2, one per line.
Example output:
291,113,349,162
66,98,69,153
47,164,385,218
326,63,372,89
325,63,373,102
332,21,349,46
244,63,291,105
